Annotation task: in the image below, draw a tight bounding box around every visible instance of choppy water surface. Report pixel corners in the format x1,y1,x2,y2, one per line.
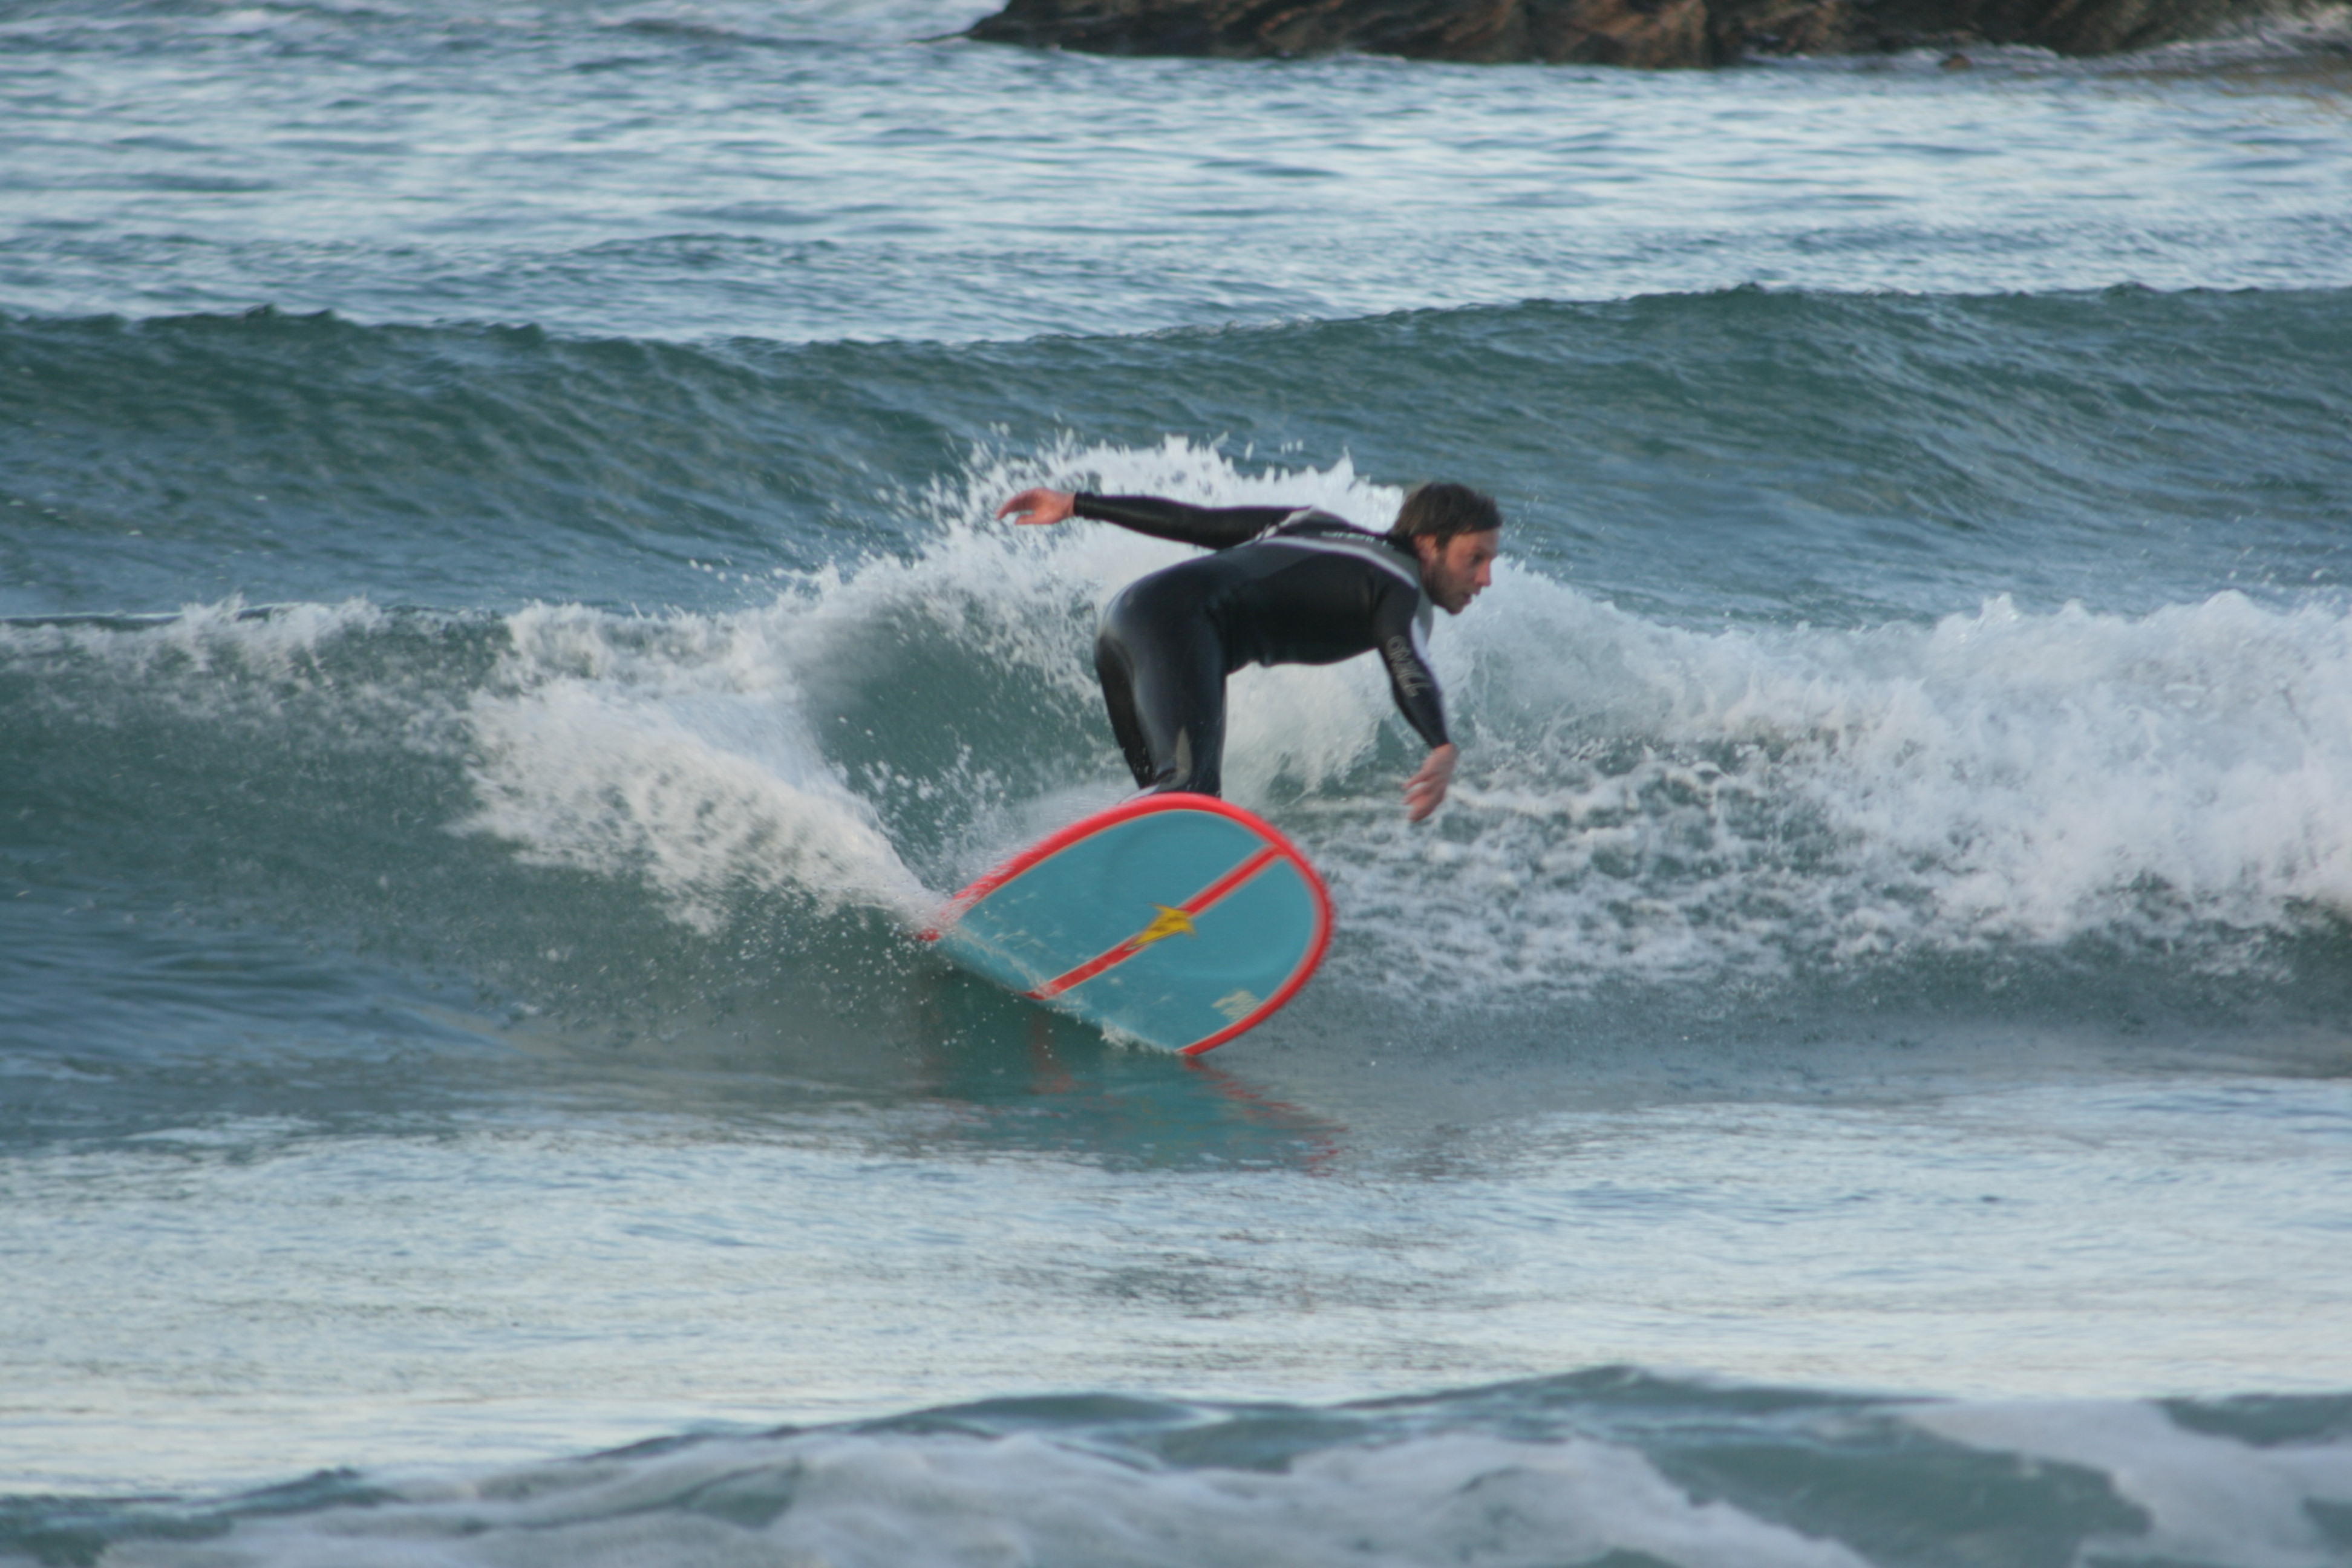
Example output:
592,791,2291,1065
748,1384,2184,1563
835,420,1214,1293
5,0,2352,339
6,1,2352,1563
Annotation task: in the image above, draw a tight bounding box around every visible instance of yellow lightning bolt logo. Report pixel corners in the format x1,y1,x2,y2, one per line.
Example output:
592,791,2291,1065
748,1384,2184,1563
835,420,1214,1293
1132,904,1196,947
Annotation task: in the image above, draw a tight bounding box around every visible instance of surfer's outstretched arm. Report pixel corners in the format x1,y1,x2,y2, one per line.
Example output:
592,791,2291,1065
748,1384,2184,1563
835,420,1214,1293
998,489,1293,550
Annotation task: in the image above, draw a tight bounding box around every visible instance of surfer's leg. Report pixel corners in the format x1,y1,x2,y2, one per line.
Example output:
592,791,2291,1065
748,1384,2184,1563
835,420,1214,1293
1097,580,1227,796
1093,622,1157,789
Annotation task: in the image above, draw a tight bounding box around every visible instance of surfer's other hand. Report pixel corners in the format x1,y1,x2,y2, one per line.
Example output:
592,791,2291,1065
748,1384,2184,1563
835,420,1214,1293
998,488,1075,526
1404,743,1457,823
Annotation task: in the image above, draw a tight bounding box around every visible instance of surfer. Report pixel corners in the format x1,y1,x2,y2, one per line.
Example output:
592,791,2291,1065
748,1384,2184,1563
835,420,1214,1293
995,483,1501,822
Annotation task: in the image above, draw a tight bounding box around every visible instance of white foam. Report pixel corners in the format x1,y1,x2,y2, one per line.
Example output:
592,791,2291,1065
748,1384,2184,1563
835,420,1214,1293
105,1427,1873,1568
457,602,930,932
0,595,390,684
10,592,928,933
1331,570,2352,994
1907,1399,2352,1568
0,595,453,763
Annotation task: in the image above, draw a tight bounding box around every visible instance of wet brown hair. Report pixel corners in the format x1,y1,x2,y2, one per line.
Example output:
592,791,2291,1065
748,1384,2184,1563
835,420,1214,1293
1387,482,1502,546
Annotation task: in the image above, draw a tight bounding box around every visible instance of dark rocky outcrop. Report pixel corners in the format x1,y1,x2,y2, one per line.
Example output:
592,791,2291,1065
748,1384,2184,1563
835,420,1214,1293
962,0,2278,65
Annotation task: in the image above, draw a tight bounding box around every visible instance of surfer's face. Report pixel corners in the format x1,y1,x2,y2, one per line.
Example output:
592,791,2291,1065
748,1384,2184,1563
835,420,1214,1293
1417,528,1500,615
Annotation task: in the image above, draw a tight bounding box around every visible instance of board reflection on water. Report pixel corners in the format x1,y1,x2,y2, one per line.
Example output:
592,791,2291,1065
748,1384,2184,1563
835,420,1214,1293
494,956,1350,1175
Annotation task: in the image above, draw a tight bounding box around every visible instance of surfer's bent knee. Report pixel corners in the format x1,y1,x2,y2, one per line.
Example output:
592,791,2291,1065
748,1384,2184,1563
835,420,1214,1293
1094,584,1225,797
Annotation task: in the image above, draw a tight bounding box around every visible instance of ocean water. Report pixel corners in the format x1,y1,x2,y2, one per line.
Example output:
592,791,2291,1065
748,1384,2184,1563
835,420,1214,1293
8,1,2352,1562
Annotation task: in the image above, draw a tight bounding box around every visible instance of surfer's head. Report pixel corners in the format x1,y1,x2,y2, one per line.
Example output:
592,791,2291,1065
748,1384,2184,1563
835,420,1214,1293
1390,482,1501,615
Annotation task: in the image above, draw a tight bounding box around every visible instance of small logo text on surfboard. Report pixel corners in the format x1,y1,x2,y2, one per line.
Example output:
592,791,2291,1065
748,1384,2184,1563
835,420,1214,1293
1214,989,1259,1023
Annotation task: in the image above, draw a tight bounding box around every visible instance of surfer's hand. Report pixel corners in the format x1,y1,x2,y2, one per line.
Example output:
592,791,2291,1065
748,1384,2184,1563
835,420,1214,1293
997,488,1075,526
1404,743,1457,823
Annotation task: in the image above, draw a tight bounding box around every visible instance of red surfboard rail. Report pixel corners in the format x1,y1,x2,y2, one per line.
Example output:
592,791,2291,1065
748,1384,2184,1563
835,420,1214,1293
921,792,1333,1054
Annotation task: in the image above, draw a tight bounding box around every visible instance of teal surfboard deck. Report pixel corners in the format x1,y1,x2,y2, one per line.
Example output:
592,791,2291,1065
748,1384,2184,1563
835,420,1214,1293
924,793,1333,1055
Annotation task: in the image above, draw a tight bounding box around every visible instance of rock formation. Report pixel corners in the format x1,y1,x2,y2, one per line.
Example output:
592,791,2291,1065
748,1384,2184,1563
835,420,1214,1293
962,0,2280,65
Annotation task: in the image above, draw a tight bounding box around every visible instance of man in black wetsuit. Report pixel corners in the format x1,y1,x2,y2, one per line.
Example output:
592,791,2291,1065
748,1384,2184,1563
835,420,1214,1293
995,482,1502,823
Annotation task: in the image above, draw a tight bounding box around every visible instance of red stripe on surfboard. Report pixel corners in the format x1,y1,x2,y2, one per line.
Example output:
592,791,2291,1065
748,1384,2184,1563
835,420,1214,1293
920,791,1333,1055
1176,867,1331,1056
922,792,1295,940
1027,844,1282,1002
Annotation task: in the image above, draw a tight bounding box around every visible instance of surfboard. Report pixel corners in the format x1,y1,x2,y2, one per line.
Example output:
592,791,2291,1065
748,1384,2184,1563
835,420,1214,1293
923,793,1332,1055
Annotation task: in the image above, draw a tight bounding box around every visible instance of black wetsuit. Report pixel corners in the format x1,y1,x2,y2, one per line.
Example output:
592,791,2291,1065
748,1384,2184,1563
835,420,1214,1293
1076,492,1448,798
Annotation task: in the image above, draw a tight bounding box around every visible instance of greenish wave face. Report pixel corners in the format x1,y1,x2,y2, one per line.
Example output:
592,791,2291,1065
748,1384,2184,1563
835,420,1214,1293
8,289,2349,623
8,288,2352,1111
